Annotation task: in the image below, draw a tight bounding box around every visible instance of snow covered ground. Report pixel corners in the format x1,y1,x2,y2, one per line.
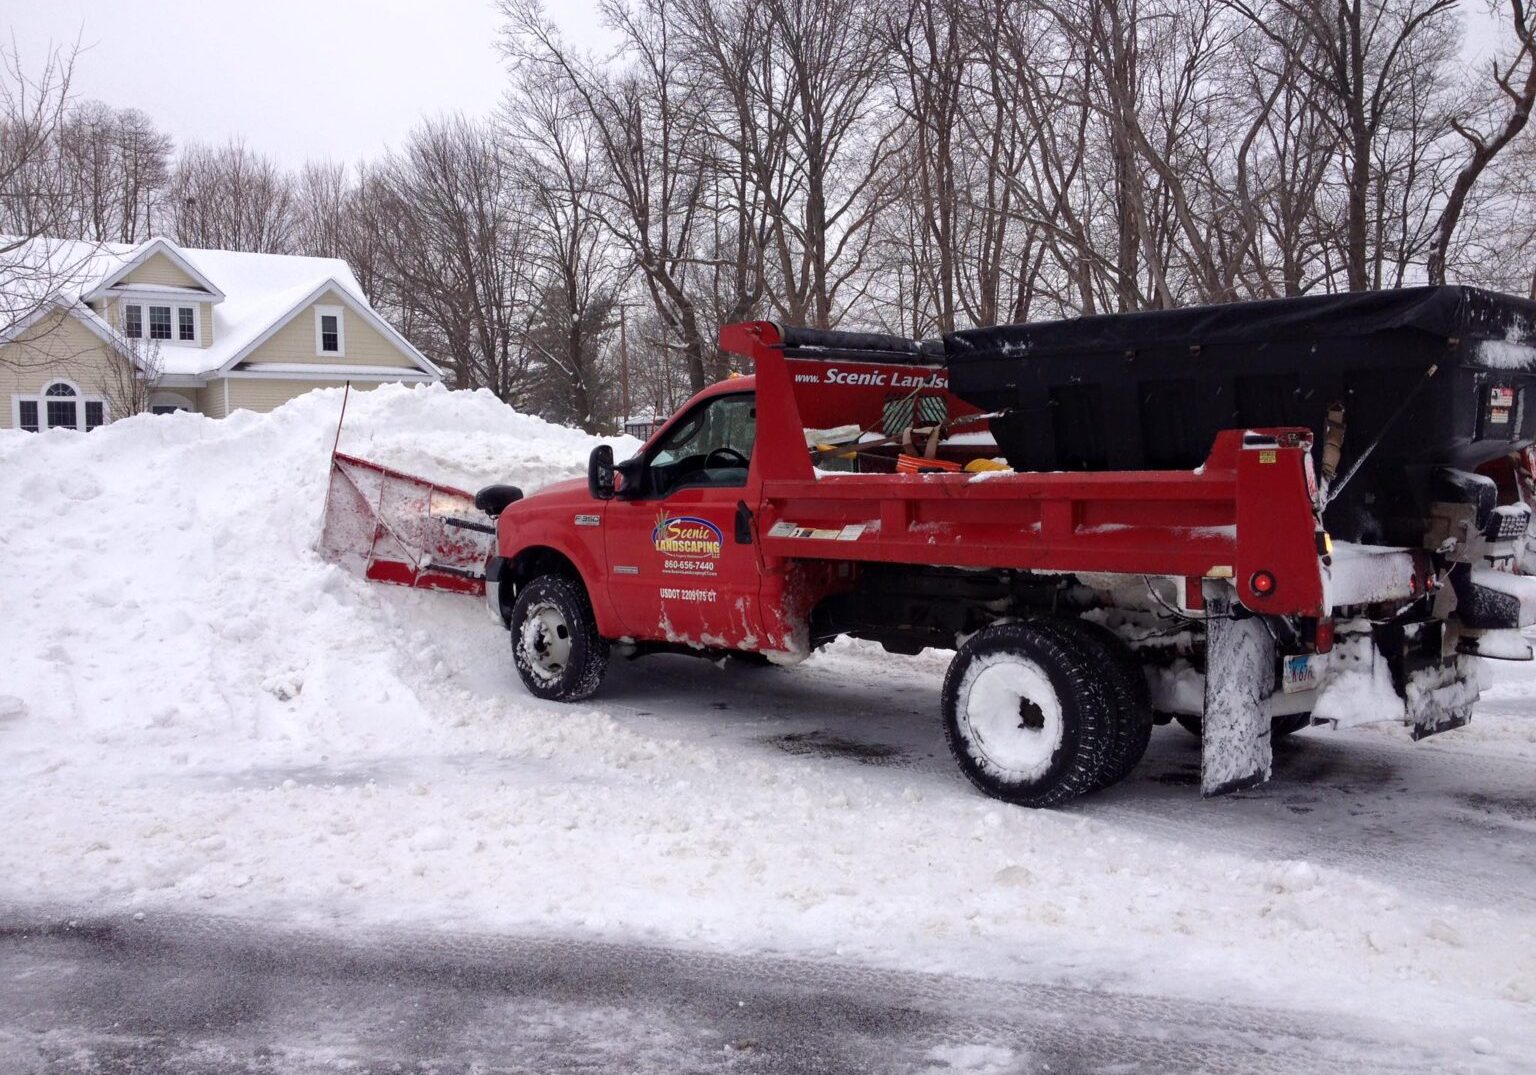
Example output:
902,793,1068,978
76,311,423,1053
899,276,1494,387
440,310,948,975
3,386,1536,1071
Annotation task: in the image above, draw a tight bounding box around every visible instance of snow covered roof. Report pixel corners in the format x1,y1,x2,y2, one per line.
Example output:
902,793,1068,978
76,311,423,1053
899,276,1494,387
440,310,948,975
1,235,436,381
1,235,130,327
83,236,228,303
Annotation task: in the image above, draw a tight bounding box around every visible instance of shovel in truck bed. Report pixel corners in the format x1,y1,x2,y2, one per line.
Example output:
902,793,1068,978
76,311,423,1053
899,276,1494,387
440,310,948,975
316,387,497,595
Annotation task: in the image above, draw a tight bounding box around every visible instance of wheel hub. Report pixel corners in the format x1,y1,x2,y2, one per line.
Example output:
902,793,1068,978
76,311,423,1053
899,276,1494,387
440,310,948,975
1017,697,1046,731
958,656,1064,779
520,601,573,680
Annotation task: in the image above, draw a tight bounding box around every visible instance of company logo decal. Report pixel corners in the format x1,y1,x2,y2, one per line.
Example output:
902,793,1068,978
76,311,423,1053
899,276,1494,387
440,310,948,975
788,363,948,389
653,515,722,559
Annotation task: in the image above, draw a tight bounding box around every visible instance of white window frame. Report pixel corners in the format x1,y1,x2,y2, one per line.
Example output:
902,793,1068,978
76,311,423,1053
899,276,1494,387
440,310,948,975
149,390,197,415
314,305,345,357
11,379,111,432
121,300,200,345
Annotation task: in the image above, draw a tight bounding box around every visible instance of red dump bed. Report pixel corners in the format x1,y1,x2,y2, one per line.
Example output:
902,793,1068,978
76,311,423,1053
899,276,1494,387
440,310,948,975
721,320,1419,621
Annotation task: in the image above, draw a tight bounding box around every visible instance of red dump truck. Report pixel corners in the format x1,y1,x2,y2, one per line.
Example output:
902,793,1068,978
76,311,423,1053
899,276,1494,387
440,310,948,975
477,289,1536,806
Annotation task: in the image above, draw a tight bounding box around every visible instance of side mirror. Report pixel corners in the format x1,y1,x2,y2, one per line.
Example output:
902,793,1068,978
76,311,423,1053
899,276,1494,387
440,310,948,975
588,444,615,500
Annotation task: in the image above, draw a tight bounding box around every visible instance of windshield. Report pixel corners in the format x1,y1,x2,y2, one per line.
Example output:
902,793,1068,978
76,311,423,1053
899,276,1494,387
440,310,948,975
651,394,756,468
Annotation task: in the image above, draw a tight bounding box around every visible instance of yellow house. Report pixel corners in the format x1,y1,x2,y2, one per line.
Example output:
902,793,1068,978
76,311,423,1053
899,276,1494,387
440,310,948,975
1,236,440,431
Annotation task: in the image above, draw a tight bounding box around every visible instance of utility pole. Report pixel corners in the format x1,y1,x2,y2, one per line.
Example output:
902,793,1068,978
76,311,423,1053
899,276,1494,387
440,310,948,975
619,305,630,423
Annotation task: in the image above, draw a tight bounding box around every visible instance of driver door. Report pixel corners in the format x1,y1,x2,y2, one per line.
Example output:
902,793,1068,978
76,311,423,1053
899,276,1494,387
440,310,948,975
604,392,764,648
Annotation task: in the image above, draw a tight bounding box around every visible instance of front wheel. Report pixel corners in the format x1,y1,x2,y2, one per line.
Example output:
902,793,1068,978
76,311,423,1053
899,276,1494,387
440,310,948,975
510,574,609,701
942,622,1111,808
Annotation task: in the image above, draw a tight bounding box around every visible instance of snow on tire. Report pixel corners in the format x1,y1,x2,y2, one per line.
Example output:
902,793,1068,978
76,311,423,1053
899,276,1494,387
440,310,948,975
511,574,609,702
942,622,1112,808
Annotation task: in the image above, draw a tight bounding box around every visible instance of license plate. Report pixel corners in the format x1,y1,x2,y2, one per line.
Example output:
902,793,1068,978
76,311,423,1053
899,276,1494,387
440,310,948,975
1282,654,1323,694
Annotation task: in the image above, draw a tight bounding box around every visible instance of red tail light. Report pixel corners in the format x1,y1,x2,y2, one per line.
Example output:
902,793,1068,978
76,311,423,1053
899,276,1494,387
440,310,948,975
1250,570,1277,596
1315,618,1335,654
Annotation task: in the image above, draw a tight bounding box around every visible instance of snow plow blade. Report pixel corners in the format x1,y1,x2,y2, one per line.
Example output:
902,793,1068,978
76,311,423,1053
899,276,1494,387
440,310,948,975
318,451,495,596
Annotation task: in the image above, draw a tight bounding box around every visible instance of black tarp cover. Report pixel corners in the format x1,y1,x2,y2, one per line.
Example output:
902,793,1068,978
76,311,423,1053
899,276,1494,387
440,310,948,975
944,286,1536,361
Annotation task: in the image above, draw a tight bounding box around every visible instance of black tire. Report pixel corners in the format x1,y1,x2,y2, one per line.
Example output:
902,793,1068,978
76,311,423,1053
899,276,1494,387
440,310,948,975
1023,618,1148,792
510,574,609,701
1272,713,1312,738
1062,619,1154,788
1174,712,1312,740
941,622,1112,808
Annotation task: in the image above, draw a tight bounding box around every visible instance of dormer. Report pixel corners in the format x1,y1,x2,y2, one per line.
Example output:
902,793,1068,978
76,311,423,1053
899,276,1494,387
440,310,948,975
83,238,225,349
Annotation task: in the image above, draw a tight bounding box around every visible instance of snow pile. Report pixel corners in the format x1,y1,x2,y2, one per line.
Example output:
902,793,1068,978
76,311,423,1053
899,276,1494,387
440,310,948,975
1310,630,1407,727
2,386,1535,1063
0,383,627,761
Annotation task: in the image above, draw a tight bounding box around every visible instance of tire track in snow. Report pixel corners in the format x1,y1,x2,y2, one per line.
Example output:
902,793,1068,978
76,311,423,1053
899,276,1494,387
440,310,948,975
563,644,1536,915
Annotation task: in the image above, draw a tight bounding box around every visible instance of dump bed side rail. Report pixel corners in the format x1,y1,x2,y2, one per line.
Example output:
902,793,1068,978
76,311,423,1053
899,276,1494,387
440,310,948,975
722,320,1325,616
757,431,1324,616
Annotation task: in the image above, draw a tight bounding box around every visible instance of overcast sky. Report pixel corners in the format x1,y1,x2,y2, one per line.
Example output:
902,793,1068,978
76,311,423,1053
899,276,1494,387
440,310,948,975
4,0,1510,170
5,0,606,167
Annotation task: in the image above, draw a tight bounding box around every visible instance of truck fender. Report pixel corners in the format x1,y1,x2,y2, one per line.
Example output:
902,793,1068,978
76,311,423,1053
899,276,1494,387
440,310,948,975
497,543,623,639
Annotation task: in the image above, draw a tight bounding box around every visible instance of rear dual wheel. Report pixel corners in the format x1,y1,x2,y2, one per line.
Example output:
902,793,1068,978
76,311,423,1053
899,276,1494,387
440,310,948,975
1049,619,1153,790
941,620,1151,808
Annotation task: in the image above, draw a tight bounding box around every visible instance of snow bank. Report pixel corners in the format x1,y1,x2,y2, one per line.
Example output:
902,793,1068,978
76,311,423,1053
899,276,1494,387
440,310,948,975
0,383,629,761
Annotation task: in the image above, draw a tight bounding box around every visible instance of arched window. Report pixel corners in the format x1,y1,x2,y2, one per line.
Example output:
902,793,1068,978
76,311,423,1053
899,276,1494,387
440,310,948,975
43,381,79,431
11,380,107,432
149,391,196,416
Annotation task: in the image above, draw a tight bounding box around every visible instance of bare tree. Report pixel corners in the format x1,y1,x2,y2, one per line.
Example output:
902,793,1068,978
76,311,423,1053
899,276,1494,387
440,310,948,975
976,0,1124,314
510,81,624,432
1227,21,1338,296
54,102,172,243
169,140,298,252
366,117,543,401
502,0,723,392
0,41,112,363
0,40,76,244
1428,0,1536,282
887,0,968,332
1221,0,1461,291
293,159,350,259
675,0,902,328
100,335,163,419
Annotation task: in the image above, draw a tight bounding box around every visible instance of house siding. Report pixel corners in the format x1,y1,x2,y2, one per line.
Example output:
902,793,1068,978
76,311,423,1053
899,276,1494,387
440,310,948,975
198,382,229,419
119,251,200,289
223,377,383,414
241,289,418,369
0,312,122,430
